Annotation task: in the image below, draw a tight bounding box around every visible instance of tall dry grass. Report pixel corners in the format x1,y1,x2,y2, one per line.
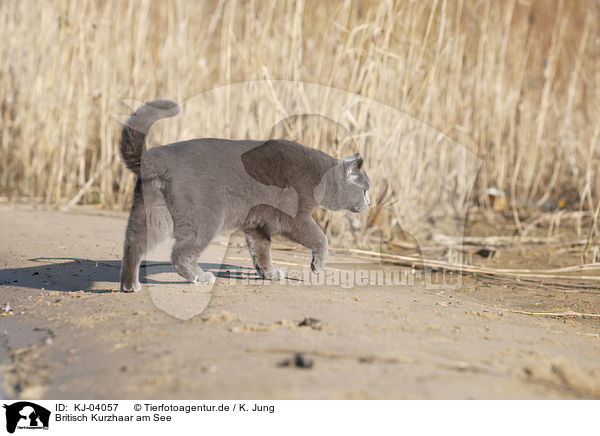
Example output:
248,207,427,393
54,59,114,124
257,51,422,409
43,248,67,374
1,0,600,245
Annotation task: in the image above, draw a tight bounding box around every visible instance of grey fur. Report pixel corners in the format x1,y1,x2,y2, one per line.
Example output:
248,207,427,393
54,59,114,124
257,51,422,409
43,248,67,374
119,99,371,292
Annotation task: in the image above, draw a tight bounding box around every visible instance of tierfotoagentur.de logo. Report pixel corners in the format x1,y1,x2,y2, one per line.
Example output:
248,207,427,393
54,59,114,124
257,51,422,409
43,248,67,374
2,402,50,434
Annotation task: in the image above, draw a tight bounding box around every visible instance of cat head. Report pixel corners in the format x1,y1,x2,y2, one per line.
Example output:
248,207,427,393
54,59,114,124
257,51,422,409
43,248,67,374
315,153,371,212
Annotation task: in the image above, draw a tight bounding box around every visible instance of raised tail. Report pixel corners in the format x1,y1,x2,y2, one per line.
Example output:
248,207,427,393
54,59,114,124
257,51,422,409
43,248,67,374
120,99,180,175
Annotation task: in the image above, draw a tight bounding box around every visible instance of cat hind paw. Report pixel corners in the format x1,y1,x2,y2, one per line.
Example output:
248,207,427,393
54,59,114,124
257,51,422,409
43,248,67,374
193,271,216,285
260,268,284,280
121,281,142,292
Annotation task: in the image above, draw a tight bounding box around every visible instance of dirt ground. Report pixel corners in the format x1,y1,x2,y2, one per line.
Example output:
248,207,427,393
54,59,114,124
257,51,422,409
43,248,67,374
1,206,600,399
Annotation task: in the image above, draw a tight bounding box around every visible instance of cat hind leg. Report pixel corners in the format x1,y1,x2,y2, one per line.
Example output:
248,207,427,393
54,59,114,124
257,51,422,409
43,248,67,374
171,231,217,285
121,182,173,292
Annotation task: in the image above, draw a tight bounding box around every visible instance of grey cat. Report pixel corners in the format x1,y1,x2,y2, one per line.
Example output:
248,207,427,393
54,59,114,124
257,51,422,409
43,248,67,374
119,99,371,292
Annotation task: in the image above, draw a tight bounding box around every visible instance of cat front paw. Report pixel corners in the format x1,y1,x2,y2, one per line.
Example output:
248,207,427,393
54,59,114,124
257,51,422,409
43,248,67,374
260,268,284,280
193,271,216,285
311,258,325,274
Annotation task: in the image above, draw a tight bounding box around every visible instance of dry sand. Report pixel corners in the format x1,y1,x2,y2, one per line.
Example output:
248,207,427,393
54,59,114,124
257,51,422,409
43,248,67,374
1,206,599,399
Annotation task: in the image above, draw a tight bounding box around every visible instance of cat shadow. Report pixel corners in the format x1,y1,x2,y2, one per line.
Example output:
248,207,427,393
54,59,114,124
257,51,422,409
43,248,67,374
0,257,261,293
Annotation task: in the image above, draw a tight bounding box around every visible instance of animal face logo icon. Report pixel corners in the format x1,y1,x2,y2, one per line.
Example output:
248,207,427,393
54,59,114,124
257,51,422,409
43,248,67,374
3,402,50,434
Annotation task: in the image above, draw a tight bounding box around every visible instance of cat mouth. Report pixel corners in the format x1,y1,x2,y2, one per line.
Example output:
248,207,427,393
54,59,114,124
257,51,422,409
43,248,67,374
350,203,369,213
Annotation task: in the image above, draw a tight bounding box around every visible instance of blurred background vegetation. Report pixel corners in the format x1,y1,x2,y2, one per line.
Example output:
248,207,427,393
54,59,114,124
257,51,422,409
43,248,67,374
1,0,599,247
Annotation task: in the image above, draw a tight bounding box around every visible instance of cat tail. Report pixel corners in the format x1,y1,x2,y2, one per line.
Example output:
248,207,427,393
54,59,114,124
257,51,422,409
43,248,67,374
120,99,180,175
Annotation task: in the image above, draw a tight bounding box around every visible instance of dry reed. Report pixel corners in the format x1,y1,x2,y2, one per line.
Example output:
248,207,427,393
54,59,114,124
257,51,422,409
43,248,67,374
1,0,599,248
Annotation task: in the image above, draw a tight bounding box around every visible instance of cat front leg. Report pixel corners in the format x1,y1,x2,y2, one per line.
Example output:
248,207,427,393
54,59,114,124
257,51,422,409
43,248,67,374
243,230,261,272
244,229,283,280
284,218,328,274
310,236,328,274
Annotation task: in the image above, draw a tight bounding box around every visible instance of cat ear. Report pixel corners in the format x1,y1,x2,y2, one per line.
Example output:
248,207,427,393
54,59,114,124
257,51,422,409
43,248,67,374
342,154,363,178
342,153,360,162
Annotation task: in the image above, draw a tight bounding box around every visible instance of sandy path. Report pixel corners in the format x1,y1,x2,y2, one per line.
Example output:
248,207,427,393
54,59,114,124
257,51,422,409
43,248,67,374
1,207,599,399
